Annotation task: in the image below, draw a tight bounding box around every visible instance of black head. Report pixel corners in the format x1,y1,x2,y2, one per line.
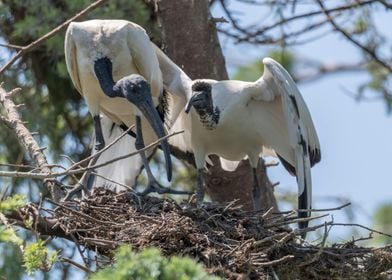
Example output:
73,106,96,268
114,74,152,104
185,81,213,114
93,58,172,181
192,81,212,93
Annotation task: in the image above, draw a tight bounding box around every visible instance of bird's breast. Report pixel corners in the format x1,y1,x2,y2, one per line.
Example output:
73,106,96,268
191,111,264,161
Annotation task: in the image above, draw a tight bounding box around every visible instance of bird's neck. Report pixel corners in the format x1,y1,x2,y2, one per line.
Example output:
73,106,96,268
94,57,121,98
193,105,220,130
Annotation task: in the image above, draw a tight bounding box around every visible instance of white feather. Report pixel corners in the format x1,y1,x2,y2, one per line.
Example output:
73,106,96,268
92,115,145,192
185,57,320,217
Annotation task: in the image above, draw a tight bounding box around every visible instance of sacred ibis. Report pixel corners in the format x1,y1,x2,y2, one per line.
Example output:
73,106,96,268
184,58,321,229
64,19,179,196
86,41,194,192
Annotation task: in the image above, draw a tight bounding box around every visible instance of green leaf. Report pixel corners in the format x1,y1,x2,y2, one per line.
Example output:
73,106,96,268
0,194,26,213
0,226,23,246
23,240,57,275
91,246,220,280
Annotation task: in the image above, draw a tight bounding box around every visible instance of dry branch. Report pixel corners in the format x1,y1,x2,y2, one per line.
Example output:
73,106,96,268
316,0,392,72
0,86,63,201
0,0,108,75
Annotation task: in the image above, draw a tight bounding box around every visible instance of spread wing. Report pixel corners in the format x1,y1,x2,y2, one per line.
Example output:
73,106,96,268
252,57,321,227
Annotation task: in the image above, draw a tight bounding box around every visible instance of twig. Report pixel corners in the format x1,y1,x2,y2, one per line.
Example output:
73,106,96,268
90,171,135,192
0,0,108,75
219,0,377,42
0,130,183,179
331,223,392,238
67,125,135,172
70,233,90,268
265,213,329,228
47,199,123,226
61,257,93,273
0,86,62,201
317,0,392,72
255,255,294,267
299,222,329,267
275,202,351,214
210,16,229,23
0,42,23,50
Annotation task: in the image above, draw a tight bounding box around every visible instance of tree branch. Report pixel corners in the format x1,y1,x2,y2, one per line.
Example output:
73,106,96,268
316,0,392,72
0,0,108,75
4,206,70,241
0,86,63,201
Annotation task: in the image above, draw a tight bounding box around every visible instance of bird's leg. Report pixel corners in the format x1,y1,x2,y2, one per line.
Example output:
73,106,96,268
93,115,105,151
196,168,205,207
252,167,262,211
62,116,104,201
135,116,191,196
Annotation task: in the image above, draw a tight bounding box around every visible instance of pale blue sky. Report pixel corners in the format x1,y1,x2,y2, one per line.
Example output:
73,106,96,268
212,2,392,240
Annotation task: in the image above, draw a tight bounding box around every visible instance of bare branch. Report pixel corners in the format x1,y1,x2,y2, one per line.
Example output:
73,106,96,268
296,61,367,83
0,130,184,179
0,0,108,75
3,206,70,240
0,86,63,201
220,0,378,42
316,0,392,72
60,257,93,273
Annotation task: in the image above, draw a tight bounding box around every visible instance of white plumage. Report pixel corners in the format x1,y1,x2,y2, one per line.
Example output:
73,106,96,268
64,20,321,230
65,19,163,126
92,114,142,192
64,19,174,195
182,58,321,228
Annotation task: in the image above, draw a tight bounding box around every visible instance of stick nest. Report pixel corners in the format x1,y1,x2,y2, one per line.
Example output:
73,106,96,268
51,188,391,279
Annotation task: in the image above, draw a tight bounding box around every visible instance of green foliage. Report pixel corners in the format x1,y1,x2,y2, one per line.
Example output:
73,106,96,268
232,49,295,81
0,227,23,246
373,202,392,245
23,240,58,275
0,194,26,213
90,246,220,280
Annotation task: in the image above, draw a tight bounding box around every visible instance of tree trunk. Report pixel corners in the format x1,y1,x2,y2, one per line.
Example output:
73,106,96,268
155,0,278,211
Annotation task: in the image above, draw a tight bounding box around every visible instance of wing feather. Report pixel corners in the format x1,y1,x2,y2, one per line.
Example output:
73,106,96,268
64,23,82,94
126,24,163,99
263,58,321,166
153,44,194,153
249,57,321,228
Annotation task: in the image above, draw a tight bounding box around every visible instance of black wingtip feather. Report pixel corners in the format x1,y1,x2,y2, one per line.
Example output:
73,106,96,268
298,181,310,238
277,154,296,176
310,148,321,167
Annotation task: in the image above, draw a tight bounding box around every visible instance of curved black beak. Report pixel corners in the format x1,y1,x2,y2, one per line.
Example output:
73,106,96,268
186,82,213,114
94,57,172,182
136,98,172,182
185,95,195,114
185,94,202,114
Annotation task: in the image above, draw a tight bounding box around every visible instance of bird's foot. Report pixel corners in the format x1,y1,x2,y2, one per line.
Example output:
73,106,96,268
137,180,192,196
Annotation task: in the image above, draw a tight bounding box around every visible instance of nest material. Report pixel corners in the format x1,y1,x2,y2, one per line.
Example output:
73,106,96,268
53,188,392,279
